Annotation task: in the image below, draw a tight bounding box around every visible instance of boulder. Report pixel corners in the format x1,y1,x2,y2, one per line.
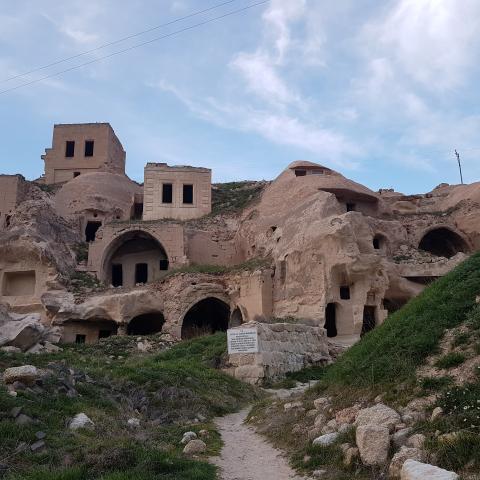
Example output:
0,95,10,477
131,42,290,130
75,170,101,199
0,316,45,351
313,397,330,410
3,365,39,385
313,413,327,428
355,403,401,432
343,447,359,466
321,418,337,434
183,439,207,455
312,432,339,446
284,401,303,411
335,405,361,424
181,431,198,444
127,418,140,428
406,434,426,449
431,407,443,421
389,447,424,478
401,460,458,480
356,424,389,466
68,413,94,430
392,427,413,449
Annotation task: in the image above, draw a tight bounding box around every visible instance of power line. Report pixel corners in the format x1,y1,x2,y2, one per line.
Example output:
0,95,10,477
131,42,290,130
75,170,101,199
0,0,269,96
1,0,241,84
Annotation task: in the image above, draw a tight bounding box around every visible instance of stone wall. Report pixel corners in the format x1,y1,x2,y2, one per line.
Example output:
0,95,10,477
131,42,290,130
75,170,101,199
226,321,330,384
0,175,26,229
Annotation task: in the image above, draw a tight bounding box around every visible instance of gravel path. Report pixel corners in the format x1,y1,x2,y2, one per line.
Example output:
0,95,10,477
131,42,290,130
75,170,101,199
210,408,308,480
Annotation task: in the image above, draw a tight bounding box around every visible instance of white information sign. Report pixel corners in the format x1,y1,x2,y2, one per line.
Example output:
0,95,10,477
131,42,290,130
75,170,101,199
227,327,259,354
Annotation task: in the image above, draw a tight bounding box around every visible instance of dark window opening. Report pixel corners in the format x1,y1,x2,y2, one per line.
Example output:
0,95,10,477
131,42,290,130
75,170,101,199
373,237,380,249
162,183,173,204
361,306,376,337
112,264,123,287
75,334,86,344
65,141,75,157
346,203,356,212
183,184,194,204
133,203,143,220
181,297,230,340
295,169,307,177
128,312,165,335
85,221,102,242
85,140,94,157
73,172,81,178
324,303,337,338
159,259,169,271
98,330,112,339
418,227,468,259
340,286,351,300
135,263,148,284
229,307,243,328
5,215,11,227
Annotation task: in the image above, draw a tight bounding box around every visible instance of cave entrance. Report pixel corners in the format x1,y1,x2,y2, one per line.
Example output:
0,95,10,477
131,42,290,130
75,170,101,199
361,306,376,336
418,227,468,259
127,312,165,335
85,221,102,242
181,297,230,340
324,303,337,338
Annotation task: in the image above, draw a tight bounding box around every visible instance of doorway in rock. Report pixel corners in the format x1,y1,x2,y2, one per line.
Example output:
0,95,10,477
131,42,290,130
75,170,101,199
127,312,165,335
418,227,468,258
229,307,243,328
181,297,230,340
361,306,376,336
324,303,337,338
85,221,102,242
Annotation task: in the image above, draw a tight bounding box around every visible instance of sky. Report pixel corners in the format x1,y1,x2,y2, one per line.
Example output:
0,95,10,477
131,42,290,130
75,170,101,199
1,0,480,194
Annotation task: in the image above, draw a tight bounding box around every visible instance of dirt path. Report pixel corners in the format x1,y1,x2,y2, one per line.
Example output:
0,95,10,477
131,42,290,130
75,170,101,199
210,408,308,480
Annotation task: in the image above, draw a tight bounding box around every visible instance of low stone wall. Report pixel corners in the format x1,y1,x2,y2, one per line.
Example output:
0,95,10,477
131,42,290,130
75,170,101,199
226,321,330,384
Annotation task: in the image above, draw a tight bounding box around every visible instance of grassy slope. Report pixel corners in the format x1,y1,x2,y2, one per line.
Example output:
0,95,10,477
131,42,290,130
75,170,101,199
0,333,256,480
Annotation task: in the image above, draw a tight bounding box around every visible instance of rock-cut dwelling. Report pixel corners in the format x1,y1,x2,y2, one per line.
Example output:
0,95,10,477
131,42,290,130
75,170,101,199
1,123,479,352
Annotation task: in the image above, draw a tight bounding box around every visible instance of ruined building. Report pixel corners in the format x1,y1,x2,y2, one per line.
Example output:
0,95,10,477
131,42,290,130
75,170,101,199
1,122,479,356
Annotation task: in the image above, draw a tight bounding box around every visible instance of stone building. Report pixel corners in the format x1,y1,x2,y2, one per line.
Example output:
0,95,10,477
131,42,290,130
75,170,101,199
42,123,126,184
1,122,480,354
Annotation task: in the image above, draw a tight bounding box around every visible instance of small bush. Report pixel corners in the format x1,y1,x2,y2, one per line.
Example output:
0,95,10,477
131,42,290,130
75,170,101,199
433,432,480,472
435,352,466,369
453,332,470,347
420,376,453,391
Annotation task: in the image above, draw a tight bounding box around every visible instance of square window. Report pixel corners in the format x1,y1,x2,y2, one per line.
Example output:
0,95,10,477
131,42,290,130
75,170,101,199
346,203,356,212
65,141,75,157
75,334,86,344
295,169,306,177
340,286,351,300
183,184,194,204
85,140,94,157
159,259,169,271
162,183,173,204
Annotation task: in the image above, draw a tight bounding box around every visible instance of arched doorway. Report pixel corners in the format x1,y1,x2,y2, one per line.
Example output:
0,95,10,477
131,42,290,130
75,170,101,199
181,297,230,340
229,307,244,328
373,234,388,253
103,231,169,288
127,312,165,335
418,227,468,259
324,303,337,338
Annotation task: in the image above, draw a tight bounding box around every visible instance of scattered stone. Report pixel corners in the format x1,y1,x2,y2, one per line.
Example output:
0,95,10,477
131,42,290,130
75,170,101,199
181,431,198,444
355,403,401,433
401,460,458,480
356,424,390,466
3,365,39,385
199,429,209,437
30,440,46,452
392,427,413,449
438,432,459,443
431,407,443,421
406,434,426,449
10,406,22,418
312,469,327,478
343,447,359,467
313,413,327,428
389,447,424,478
197,413,206,422
127,418,140,428
335,405,361,424
313,397,330,410
321,418,337,434
68,413,94,430
1,346,22,353
183,439,207,455
15,414,33,426
312,432,339,446
35,431,46,440
284,401,303,411
338,423,351,434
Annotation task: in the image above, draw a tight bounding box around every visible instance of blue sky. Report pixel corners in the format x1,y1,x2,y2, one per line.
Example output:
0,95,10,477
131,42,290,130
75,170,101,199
1,0,480,193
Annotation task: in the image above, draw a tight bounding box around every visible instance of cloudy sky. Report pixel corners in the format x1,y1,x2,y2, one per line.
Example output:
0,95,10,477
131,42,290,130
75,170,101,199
1,0,480,193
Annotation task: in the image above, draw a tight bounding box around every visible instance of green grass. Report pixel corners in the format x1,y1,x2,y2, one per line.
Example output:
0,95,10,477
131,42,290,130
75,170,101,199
435,352,467,369
0,333,256,479
313,252,480,393
419,376,453,391
211,181,266,215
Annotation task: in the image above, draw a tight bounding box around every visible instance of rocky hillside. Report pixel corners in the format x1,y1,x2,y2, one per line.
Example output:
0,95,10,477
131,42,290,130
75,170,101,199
0,333,256,480
249,253,480,479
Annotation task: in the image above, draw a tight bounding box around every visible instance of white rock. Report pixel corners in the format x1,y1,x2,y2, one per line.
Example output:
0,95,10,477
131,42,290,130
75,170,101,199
3,365,39,385
355,403,401,433
401,460,458,480
127,418,140,427
181,431,197,444
312,469,327,478
312,432,339,446
69,413,94,430
183,439,206,455
284,401,303,411
431,407,443,421
356,424,390,466
389,447,424,478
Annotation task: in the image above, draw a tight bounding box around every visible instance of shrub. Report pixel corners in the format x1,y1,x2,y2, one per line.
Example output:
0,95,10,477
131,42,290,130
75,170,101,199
420,376,453,391
435,352,466,369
